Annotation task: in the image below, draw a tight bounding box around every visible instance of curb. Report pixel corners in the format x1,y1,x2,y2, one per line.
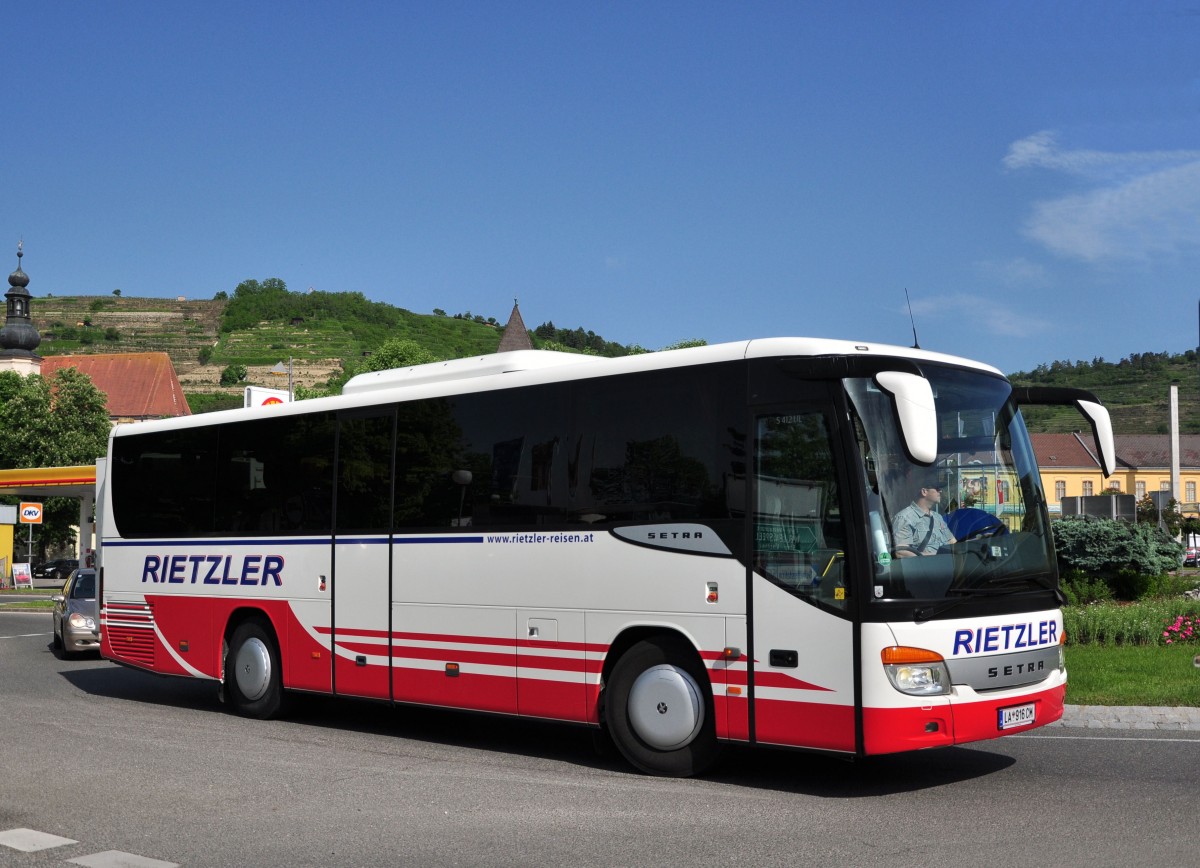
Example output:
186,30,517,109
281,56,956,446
1053,704,1200,731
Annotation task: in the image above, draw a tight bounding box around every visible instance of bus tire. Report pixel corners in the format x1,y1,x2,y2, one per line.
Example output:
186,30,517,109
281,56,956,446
225,619,284,720
606,637,720,777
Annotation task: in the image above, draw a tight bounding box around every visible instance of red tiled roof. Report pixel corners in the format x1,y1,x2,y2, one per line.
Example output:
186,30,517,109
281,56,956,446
1114,434,1200,469
40,353,191,420
1029,433,1102,469
1031,432,1200,471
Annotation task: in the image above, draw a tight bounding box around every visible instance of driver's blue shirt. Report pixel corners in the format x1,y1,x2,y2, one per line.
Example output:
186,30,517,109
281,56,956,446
892,502,955,556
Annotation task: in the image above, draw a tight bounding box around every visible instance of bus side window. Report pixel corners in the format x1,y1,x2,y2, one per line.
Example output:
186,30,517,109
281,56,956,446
394,398,466,529
214,413,336,535
754,411,847,610
336,411,395,533
571,366,743,527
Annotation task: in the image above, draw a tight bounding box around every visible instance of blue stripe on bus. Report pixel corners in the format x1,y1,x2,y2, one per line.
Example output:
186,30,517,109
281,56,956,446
104,536,483,547
395,537,484,544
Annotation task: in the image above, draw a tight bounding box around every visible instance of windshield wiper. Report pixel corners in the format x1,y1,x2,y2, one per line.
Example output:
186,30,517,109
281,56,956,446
972,571,1064,601
914,576,1064,622
913,588,1011,622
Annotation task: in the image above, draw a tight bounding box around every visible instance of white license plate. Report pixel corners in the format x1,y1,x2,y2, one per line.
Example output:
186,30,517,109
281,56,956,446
998,702,1036,730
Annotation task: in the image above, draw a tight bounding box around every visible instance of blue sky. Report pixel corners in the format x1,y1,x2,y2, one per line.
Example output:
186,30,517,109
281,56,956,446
6,2,1200,374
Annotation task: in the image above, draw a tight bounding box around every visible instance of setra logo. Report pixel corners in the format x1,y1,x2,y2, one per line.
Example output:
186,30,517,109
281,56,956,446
19,502,43,524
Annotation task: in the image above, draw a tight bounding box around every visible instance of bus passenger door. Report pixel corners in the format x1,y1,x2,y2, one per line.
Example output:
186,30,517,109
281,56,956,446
750,405,857,753
332,409,396,701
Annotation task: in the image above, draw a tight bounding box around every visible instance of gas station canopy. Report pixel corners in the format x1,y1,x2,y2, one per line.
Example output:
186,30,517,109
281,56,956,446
0,466,97,499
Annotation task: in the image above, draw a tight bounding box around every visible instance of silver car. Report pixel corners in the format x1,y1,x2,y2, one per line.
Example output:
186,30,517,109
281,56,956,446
52,569,99,656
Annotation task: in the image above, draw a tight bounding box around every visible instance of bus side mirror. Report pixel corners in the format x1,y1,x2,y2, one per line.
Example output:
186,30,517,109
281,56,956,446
874,371,938,465
1075,399,1116,478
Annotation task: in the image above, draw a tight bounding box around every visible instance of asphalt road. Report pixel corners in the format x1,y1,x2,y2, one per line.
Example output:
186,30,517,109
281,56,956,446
1,609,1198,868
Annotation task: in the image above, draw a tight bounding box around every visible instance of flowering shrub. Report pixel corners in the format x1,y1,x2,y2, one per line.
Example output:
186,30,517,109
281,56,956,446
1064,600,1200,645
1162,614,1200,645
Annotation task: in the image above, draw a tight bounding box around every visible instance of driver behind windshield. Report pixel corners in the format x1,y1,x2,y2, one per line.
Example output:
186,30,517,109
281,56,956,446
892,475,957,558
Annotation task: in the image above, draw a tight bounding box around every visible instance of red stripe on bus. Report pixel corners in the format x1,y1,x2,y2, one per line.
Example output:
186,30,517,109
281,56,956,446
747,670,834,692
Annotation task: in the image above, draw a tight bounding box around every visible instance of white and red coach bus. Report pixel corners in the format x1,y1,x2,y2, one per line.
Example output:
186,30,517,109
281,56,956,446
98,338,1113,776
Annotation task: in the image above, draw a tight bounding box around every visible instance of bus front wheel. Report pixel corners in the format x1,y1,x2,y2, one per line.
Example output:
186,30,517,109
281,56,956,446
225,620,284,720
606,637,719,777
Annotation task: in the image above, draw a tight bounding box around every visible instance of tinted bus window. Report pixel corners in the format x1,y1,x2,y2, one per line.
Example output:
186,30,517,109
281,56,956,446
570,365,744,527
394,384,570,530
337,410,395,533
214,413,336,535
111,427,218,537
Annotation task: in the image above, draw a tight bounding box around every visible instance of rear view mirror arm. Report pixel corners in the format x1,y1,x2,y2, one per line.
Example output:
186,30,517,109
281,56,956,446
1011,386,1116,478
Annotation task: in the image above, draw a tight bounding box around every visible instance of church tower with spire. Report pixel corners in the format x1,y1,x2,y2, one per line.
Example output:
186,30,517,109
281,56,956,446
496,298,533,353
0,241,43,376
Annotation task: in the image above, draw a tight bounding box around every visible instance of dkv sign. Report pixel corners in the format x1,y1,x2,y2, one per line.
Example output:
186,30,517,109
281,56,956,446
19,502,43,524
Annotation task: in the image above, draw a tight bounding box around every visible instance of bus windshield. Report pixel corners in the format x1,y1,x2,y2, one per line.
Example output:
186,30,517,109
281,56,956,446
845,366,1055,607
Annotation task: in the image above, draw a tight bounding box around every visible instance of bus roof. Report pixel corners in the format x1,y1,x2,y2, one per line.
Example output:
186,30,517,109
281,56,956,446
340,338,1001,396
110,337,1001,438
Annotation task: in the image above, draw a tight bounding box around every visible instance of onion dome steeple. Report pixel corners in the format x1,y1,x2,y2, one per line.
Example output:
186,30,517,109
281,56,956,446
0,241,43,360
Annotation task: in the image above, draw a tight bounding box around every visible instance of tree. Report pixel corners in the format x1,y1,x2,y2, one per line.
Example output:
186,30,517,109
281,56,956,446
1051,517,1183,596
220,364,248,386
0,368,111,555
355,338,438,374
1137,495,1183,536
112,288,121,297
298,339,440,399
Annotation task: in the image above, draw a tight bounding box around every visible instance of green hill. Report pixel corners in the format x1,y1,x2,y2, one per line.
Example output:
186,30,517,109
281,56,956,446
31,282,637,413
1010,352,1200,435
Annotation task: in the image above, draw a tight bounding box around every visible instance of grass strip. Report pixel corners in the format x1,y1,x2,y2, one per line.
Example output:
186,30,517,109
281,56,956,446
1066,643,1200,706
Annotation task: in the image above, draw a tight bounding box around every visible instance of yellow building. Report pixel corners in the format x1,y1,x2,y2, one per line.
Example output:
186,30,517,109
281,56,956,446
1030,433,1200,515
0,521,12,584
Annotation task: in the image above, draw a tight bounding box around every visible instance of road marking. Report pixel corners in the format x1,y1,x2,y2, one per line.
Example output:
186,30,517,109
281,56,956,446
0,828,77,852
69,851,179,868
0,829,178,867
0,633,51,639
1019,734,1200,743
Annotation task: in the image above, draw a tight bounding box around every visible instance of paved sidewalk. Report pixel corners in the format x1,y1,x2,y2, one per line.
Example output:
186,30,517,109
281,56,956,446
1053,704,1200,731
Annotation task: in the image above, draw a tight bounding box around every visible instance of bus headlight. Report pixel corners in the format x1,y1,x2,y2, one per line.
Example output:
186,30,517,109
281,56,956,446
882,646,950,696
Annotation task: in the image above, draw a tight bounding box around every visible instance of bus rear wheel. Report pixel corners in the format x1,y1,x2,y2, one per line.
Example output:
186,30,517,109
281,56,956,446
225,620,284,720
606,637,720,777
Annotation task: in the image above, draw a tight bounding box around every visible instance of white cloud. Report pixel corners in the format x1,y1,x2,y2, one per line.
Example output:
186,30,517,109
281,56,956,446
974,257,1051,287
1004,131,1200,262
906,293,1051,338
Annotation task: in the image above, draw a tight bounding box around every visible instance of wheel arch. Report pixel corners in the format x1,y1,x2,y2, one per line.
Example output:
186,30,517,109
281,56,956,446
598,625,709,721
221,606,283,680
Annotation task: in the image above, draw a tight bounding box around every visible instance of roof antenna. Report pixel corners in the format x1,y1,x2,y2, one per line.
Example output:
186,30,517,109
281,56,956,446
904,288,921,349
